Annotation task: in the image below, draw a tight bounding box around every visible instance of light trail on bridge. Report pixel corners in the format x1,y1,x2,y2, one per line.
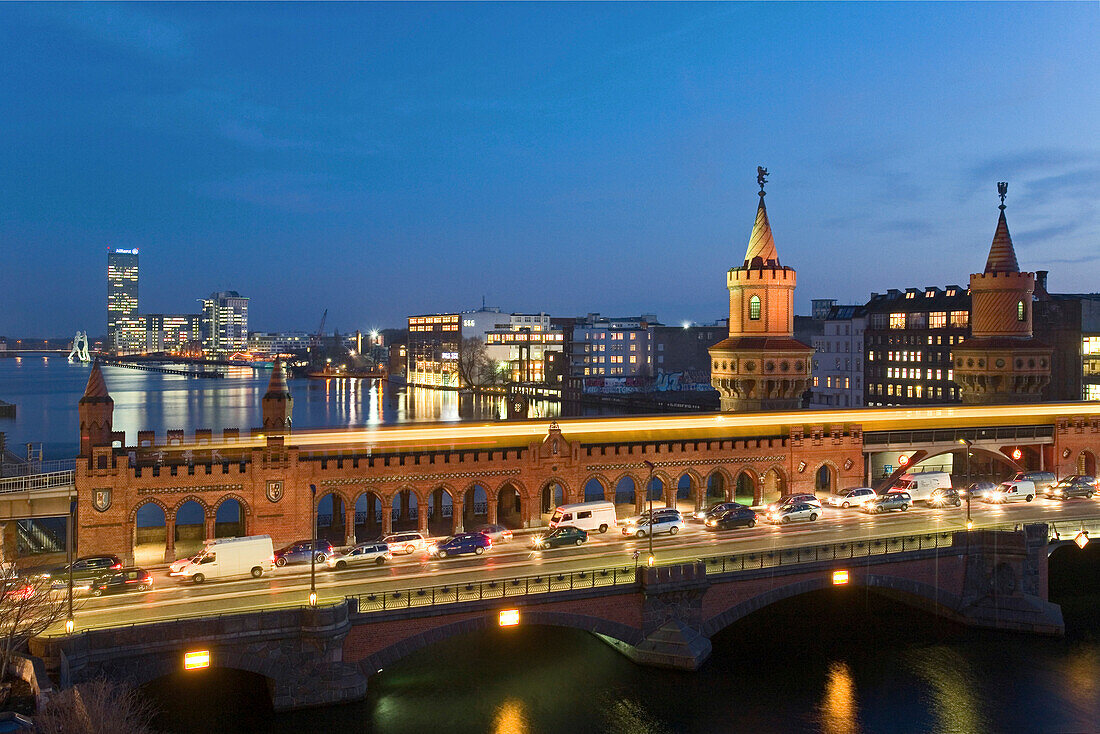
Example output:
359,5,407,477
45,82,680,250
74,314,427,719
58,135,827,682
55,499,1100,633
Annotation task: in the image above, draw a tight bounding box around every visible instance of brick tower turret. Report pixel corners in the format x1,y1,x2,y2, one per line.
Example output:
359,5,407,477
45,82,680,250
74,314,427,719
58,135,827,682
709,168,813,411
953,182,1051,403
262,357,293,432
78,361,114,456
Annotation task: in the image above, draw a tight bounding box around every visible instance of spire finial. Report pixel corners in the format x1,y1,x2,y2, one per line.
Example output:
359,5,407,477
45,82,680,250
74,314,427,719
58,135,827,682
998,181,1008,211
757,166,769,198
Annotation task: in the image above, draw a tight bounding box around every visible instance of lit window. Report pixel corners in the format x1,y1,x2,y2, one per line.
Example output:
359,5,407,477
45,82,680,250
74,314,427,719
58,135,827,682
749,296,761,320
950,311,969,328
1017,300,1026,322
929,312,947,328
889,313,905,329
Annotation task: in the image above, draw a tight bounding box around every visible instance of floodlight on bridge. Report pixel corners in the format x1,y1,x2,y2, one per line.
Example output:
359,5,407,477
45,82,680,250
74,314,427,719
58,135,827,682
184,650,210,670
499,609,520,627
1075,531,1089,549
832,570,850,585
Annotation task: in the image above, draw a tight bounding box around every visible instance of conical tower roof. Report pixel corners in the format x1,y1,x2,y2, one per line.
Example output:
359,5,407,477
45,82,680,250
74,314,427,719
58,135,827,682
264,358,291,399
743,195,780,267
984,207,1020,273
80,360,111,402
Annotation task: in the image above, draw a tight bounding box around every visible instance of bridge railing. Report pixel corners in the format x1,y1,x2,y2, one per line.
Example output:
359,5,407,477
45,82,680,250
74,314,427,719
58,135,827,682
0,470,76,494
349,563,639,613
863,424,1054,447
347,530,960,615
0,459,77,477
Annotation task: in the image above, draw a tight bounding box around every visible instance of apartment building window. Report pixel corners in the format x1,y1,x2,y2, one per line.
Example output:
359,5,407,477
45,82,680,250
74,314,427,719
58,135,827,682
749,296,761,320
929,312,947,328
950,311,969,327
813,377,819,387
889,313,905,329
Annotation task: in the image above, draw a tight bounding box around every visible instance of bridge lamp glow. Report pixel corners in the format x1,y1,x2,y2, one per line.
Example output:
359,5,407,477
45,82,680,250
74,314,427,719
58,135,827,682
1075,531,1089,549
1011,448,1022,461
184,650,210,671
832,570,850,586
65,618,74,634
499,609,520,627
308,591,317,607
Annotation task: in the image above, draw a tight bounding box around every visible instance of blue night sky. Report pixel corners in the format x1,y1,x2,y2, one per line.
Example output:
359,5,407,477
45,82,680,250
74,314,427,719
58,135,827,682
2,2,1098,337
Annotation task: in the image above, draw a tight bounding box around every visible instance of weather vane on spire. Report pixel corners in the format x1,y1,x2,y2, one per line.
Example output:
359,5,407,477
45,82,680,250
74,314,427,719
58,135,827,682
757,166,769,197
998,181,1008,210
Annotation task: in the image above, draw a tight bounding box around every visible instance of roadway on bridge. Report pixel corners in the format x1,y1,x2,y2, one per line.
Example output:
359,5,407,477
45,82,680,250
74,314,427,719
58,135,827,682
57,498,1099,633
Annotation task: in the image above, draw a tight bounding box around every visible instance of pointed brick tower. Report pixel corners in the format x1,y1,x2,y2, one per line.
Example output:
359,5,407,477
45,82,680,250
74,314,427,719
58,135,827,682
262,358,293,432
709,168,813,411
953,182,1051,403
78,361,114,456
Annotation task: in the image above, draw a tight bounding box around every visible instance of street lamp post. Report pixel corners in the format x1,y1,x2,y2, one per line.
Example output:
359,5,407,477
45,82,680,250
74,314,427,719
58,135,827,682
65,487,74,634
643,460,655,566
959,438,973,530
309,483,317,606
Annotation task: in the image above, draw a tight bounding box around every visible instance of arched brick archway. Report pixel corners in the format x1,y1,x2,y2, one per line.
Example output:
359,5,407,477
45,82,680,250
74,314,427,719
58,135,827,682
734,468,758,506
173,498,209,561
539,479,567,518
611,473,639,516
356,611,644,675
461,482,490,531
427,484,458,536
316,491,351,546
705,468,733,504
389,486,422,533
814,462,839,494
353,490,385,543
495,480,525,530
132,499,169,567
1077,450,1097,477
761,465,788,504
583,476,610,503
647,471,673,507
702,574,964,639
213,494,249,538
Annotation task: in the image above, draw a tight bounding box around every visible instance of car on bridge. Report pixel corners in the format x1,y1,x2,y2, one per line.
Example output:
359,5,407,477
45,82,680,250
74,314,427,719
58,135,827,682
767,494,822,514
962,481,997,502
427,533,492,559
330,543,392,569
1013,470,1056,494
473,524,514,543
929,487,962,508
767,503,820,524
274,539,334,567
382,532,429,555
623,513,684,538
1045,475,1097,500
693,502,750,522
984,480,1036,504
825,487,878,509
89,567,153,597
532,525,588,549
863,491,912,513
705,506,757,530
40,555,123,589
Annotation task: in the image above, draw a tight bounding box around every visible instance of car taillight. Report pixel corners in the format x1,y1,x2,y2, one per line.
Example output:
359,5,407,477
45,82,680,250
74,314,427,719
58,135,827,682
270,556,276,563
110,563,122,570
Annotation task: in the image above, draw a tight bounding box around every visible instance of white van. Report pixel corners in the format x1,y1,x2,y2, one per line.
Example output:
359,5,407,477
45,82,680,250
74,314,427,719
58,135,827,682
549,501,617,534
177,535,274,584
985,480,1036,504
889,472,952,504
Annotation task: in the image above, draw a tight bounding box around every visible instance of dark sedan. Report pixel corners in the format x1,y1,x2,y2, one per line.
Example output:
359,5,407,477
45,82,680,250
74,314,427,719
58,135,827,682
705,507,758,531
90,567,153,596
532,526,588,549
1046,476,1097,500
42,555,123,589
427,533,492,559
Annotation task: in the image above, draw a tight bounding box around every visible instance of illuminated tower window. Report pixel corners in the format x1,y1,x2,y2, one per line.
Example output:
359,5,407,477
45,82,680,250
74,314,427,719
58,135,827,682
749,296,761,320
1017,300,1025,322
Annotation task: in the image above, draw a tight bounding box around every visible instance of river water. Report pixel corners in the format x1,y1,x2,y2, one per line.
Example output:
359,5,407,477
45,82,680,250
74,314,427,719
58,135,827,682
6,358,1100,732
0,357,543,460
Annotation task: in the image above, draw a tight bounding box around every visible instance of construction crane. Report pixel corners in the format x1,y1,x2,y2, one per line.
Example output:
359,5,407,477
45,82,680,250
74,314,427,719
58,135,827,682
311,309,328,350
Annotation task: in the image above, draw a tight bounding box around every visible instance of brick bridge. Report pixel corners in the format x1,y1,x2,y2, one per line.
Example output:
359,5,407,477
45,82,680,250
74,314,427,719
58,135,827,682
33,525,1064,711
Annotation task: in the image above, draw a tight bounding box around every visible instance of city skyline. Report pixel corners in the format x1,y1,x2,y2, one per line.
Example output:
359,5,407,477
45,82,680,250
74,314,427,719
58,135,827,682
2,3,1098,337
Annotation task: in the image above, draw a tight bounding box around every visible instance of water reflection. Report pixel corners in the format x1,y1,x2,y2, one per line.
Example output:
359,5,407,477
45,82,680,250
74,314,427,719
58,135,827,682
818,660,860,734
905,646,987,734
492,699,529,734
602,693,671,734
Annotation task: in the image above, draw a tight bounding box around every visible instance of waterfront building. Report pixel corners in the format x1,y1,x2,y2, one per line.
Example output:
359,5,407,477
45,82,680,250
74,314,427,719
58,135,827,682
406,306,510,387
201,291,250,355
652,323,727,392
953,184,1051,404
144,313,202,354
810,305,866,408
709,169,814,411
248,331,313,354
863,285,970,406
106,248,140,352
484,313,565,383
568,313,658,393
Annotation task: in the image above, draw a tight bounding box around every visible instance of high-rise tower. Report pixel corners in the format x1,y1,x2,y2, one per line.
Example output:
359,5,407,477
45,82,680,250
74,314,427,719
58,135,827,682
107,248,139,351
78,361,114,456
710,168,813,411
953,183,1051,403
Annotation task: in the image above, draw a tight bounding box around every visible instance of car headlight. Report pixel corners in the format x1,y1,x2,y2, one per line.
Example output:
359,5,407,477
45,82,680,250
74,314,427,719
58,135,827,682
706,520,716,526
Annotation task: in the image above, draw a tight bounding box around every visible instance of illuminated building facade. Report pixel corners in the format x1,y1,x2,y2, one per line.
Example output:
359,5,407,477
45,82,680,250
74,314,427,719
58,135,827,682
863,286,970,406
144,314,202,354
248,331,313,354
201,291,249,355
569,313,657,393
709,170,814,411
484,313,565,383
811,305,866,408
106,248,139,352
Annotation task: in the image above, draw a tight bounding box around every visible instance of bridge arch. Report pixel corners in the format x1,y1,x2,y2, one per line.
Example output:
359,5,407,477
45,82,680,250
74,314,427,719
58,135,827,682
611,473,639,513
813,462,839,493
583,475,610,503
316,490,350,546
126,652,276,696
132,499,169,567
357,610,644,675
705,468,732,503
169,495,211,520
389,486,422,532
353,490,385,542
213,494,249,538
702,574,963,638
734,468,758,505
460,481,490,530
426,484,457,535
495,480,525,529
538,479,567,517
676,470,703,506
761,465,788,504
173,498,209,560
1077,449,1097,477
